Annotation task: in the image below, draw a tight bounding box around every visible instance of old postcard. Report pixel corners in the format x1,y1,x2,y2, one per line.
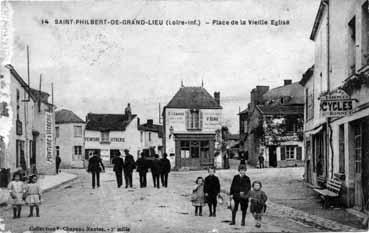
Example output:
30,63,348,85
0,0,368,232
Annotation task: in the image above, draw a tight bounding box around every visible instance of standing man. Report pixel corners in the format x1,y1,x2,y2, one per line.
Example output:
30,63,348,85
160,153,171,188
229,164,251,226
136,152,148,188
151,154,161,189
112,152,124,188
55,154,61,174
258,153,265,169
87,152,105,189
123,149,135,188
204,167,220,217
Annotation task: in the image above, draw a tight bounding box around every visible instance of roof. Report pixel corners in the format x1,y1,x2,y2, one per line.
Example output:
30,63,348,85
165,86,222,109
5,64,36,102
257,105,304,115
299,65,314,86
29,88,52,105
310,0,328,40
56,109,85,124
85,113,136,131
138,123,163,137
262,82,304,105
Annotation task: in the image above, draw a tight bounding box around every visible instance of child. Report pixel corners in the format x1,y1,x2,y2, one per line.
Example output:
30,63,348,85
25,175,42,217
204,167,220,217
8,172,26,219
249,181,268,228
191,177,205,216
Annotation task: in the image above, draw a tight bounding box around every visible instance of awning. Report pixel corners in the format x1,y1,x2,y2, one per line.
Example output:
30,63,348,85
305,125,324,136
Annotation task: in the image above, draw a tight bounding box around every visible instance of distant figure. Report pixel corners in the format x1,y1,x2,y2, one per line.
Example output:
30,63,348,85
55,154,61,174
249,181,268,228
136,153,148,188
204,167,220,217
25,175,42,217
258,154,264,169
112,152,124,188
191,177,206,216
229,164,251,226
87,152,105,189
151,154,161,188
160,153,171,188
123,149,136,188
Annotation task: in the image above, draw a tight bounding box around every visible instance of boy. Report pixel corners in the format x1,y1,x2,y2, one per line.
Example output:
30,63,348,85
249,181,268,228
204,167,220,217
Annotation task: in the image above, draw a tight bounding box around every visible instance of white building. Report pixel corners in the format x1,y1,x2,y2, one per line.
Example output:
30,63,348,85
163,86,223,170
138,119,163,156
84,104,141,165
55,109,85,168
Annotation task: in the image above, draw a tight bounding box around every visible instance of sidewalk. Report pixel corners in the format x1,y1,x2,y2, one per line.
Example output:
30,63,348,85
0,172,77,205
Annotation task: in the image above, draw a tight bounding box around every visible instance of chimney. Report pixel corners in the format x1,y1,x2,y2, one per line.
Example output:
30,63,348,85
125,103,132,119
147,119,153,126
214,92,220,105
284,79,292,86
137,117,140,126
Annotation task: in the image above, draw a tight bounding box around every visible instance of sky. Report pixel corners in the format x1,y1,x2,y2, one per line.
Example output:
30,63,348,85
9,0,320,133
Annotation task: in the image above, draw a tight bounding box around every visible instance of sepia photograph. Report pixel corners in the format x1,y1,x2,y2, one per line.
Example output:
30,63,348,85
0,0,368,232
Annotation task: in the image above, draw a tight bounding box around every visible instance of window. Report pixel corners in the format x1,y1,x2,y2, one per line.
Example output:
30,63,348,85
180,141,190,159
361,2,369,66
16,140,25,167
56,146,60,156
73,146,82,161
101,131,109,142
190,141,200,158
354,124,362,173
348,17,356,75
55,127,60,138
140,131,143,143
185,110,203,130
74,126,82,137
149,132,151,142
280,146,295,160
16,89,20,120
339,125,345,173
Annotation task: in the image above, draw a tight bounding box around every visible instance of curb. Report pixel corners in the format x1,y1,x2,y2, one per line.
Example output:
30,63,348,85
42,175,79,193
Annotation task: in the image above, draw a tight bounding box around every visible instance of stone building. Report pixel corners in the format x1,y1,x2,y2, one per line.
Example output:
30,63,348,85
301,0,369,213
138,119,163,157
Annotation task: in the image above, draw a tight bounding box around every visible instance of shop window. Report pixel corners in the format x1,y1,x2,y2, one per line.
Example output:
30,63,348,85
55,126,60,138
74,126,82,137
190,141,200,158
200,141,210,159
73,146,82,161
101,131,109,143
180,141,190,159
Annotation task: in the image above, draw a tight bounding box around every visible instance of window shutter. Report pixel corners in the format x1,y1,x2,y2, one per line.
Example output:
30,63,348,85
199,110,203,129
280,146,286,160
297,146,302,160
185,110,190,129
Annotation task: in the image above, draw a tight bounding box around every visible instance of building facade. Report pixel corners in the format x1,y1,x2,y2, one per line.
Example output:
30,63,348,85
84,105,141,165
138,119,163,157
0,64,55,178
55,109,85,168
241,81,305,168
163,86,222,170
301,0,369,213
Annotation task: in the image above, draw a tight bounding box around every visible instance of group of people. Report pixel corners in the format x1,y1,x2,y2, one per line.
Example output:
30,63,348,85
8,172,42,219
87,149,171,189
191,165,268,228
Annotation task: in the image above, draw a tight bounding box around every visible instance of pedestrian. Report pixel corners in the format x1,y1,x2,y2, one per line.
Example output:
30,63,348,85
258,154,264,168
136,152,148,188
229,164,251,226
123,149,136,188
160,153,171,188
25,175,42,217
249,181,268,228
8,172,26,219
151,154,161,188
87,152,105,189
191,177,206,216
204,167,220,217
55,154,61,174
112,152,124,188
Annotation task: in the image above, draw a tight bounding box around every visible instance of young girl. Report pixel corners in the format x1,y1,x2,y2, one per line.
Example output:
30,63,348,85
191,177,205,216
8,172,26,219
249,181,268,228
25,175,42,217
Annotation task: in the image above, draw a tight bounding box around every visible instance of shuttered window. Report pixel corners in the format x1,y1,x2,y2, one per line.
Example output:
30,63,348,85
186,109,202,130
296,146,302,160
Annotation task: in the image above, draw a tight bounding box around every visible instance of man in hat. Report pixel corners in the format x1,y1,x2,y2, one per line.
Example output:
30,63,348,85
112,152,124,188
87,152,105,189
229,164,251,226
123,149,136,188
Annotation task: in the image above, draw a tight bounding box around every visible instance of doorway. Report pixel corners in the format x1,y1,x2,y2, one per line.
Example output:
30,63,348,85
269,146,277,167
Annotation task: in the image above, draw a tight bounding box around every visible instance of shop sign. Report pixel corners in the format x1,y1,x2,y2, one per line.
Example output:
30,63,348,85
320,89,357,117
45,112,53,161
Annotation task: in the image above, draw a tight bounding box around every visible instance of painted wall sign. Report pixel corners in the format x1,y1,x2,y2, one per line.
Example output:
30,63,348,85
320,89,356,117
45,112,53,161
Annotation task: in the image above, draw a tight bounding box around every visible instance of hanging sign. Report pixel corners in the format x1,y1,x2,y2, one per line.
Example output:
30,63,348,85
320,89,357,117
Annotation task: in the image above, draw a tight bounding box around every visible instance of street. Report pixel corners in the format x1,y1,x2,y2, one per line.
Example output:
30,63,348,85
3,167,364,233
